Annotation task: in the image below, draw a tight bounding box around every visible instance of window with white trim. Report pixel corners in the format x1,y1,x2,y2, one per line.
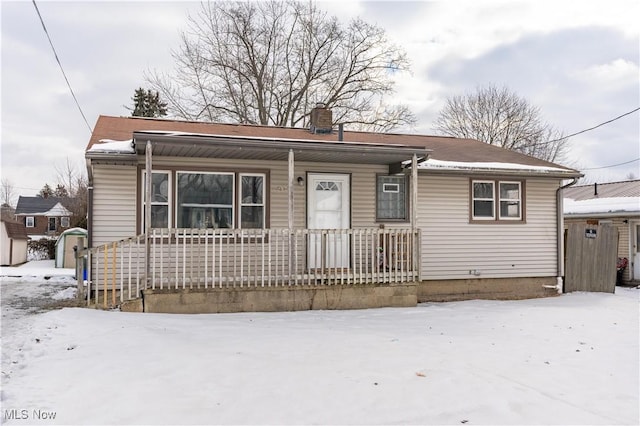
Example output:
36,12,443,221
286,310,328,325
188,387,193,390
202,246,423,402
60,216,70,228
498,181,522,220
140,170,267,230
26,216,34,227
48,217,56,231
472,180,495,220
376,175,408,221
471,179,523,222
142,171,171,228
239,174,265,229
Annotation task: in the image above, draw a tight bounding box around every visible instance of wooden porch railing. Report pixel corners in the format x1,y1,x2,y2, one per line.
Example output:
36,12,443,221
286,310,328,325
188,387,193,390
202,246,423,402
86,227,421,308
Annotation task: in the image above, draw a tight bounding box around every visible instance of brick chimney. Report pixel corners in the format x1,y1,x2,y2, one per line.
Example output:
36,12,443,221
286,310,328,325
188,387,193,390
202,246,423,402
309,103,333,134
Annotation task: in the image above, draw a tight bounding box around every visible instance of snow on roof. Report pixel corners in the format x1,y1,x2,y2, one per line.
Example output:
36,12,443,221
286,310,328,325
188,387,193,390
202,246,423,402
133,129,420,149
87,139,134,153
418,158,569,173
564,197,640,215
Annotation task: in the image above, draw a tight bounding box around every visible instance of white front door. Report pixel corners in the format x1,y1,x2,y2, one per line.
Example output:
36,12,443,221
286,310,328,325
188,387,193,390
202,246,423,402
307,173,350,269
633,223,640,281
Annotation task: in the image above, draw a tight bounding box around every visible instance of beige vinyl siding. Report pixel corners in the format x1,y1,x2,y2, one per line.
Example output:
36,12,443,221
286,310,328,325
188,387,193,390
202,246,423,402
92,165,137,247
418,175,560,280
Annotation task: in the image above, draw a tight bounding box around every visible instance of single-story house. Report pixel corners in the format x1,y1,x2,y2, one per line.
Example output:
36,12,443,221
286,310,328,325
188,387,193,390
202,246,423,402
1,219,29,266
14,196,74,238
564,180,640,284
84,109,582,312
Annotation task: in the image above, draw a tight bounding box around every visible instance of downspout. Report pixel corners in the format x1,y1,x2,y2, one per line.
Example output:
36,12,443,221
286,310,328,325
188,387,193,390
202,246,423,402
288,149,295,284
85,158,94,248
145,141,152,289
552,177,579,293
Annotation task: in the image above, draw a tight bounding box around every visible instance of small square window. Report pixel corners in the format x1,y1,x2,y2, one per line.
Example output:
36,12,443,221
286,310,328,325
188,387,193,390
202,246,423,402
382,183,400,193
60,217,70,228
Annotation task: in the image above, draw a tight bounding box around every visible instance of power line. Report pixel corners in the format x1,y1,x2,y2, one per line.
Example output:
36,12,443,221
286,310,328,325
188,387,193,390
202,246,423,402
541,107,640,146
581,157,640,171
32,0,92,134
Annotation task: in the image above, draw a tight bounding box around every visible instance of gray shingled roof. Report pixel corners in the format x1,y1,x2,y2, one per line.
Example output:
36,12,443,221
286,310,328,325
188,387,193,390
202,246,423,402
564,180,640,201
14,196,72,215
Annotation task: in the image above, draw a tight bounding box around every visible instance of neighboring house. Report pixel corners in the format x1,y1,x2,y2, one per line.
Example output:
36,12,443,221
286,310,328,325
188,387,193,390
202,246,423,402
0,219,29,266
564,180,640,284
14,196,74,238
84,111,582,312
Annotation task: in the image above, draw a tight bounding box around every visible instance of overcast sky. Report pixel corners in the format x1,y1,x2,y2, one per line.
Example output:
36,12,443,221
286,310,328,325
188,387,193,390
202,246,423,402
1,0,638,201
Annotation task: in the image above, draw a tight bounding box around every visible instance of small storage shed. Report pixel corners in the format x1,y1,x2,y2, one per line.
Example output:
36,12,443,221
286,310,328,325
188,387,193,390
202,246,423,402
55,227,88,268
0,219,29,266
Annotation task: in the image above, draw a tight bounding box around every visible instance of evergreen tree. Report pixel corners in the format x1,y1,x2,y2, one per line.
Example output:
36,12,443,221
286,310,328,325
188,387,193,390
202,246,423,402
53,184,69,197
38,183,53,198
129,87,168,118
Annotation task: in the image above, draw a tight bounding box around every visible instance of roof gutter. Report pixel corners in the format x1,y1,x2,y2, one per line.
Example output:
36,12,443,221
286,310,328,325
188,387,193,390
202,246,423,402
564,211,640,219
419,167,580,179
552,177,580,293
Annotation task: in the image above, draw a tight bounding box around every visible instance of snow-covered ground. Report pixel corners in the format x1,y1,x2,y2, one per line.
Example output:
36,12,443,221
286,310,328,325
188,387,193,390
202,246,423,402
1,263,638,425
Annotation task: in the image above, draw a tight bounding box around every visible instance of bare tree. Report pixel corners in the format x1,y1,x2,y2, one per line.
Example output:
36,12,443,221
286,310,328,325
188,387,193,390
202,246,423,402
1,177,17,208
146,0,415,132
54,158,88,228
434,85,568,162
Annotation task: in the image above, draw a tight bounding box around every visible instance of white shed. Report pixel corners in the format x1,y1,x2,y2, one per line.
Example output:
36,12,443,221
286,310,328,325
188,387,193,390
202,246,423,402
55,228,88,268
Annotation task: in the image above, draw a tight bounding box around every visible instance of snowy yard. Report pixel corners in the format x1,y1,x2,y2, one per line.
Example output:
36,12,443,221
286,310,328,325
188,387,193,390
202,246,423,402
1,263,638,425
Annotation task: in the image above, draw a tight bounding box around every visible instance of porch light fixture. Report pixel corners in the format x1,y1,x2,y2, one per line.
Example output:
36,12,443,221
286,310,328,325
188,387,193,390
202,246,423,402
297,176,305,186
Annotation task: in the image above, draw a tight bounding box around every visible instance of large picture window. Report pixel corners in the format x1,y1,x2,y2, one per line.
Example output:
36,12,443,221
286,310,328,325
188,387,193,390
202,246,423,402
376,175,408,221
177,172,234,228
471,179,524,222
140,170,267,230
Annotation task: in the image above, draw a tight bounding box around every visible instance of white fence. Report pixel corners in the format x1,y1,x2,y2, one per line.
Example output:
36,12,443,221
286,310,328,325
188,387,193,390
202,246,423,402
86,227,421,307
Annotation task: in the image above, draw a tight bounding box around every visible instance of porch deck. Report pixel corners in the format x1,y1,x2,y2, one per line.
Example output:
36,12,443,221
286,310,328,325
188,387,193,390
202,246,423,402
87,227,421,309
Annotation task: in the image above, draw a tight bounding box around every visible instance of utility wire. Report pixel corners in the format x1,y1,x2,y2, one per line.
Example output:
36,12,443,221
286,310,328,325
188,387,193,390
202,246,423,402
581,157,640,171
541,107,640,146
32,0,92,133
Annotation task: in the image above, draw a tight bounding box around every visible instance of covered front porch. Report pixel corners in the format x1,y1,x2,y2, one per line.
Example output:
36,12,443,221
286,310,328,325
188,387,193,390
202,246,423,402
85,130,429,311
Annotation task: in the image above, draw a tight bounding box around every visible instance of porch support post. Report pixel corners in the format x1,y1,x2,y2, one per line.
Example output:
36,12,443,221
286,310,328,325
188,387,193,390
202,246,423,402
288,149,295,284
411,154,418,232
411,154,420,281
145,141,152,287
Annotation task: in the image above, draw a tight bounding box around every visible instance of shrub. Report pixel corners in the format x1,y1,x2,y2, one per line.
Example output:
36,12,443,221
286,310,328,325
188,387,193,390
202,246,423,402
28,238,56,260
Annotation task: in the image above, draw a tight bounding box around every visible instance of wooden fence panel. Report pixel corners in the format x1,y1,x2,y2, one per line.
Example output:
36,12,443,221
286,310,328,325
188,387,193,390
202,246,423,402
565,223,618,293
